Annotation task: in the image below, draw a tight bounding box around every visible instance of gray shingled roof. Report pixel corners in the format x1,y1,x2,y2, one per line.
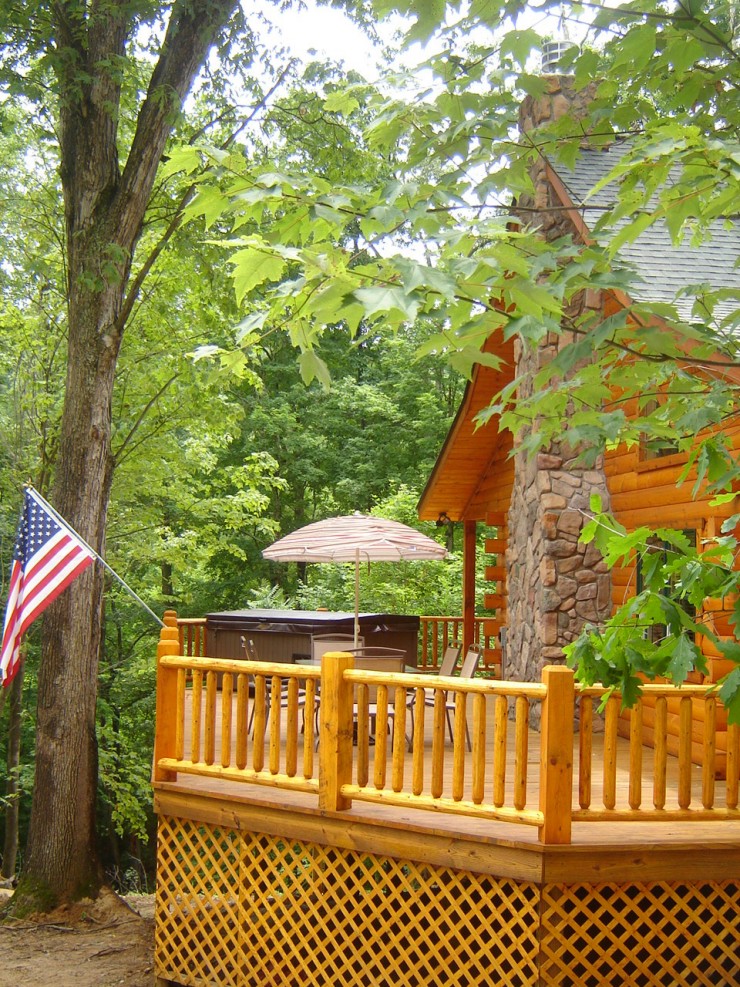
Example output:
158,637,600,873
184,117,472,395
556,142,739,323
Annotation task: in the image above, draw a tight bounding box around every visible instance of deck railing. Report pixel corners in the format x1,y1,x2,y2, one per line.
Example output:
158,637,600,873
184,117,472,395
418,615,497,670
155,620,739,844
343,669,547,831
177,617,206,657
575,685,739,821
154,653,321,795
177,614,497,670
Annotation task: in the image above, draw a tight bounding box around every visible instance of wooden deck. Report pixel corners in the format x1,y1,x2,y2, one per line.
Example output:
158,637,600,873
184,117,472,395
152,631,740,987
153,682,740,884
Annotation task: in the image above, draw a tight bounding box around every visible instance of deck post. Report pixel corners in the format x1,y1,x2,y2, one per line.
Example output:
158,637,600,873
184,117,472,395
538,665,574,844
153,612,181,783
462,520,477,654
319,651,355,811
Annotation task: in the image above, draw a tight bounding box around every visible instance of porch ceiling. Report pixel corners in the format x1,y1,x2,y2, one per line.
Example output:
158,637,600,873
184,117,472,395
418,331,514,523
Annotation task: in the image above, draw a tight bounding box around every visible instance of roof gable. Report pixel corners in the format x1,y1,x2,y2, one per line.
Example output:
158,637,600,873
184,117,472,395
419,140,739,522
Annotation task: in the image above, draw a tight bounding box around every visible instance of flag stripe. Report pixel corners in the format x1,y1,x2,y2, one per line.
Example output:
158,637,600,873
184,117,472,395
18,534,92,608
15,554,94,638
0,563,22,658
0,490,96,686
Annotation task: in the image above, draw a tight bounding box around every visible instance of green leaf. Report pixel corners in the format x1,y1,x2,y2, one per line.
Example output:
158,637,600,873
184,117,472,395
404,0,447,42
311,202,349,227
395,258,458,298
183,186,228,229
235,310,268,343
507,283,562,318
353,285,420,321
231,244,287,304
160,145,203,178
323,90,360,115
718,667,740,725
666,634,701,685
298,350,330,387
606,212,656,257
615,24,657,73
499,28,541,68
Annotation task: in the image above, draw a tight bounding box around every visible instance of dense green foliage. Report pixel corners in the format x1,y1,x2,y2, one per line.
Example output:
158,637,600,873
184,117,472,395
176,0,740,717
1,0,738,893
0,6,462,885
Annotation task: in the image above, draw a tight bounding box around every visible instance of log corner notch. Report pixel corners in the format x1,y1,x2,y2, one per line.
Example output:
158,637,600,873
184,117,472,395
153,610,181,783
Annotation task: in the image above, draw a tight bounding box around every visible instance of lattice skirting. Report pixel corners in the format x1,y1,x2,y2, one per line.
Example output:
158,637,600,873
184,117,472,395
154,815,739,987
540,881,739,986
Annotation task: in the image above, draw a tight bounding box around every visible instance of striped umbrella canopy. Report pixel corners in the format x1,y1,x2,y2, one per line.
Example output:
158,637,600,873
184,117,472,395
262,513,447,645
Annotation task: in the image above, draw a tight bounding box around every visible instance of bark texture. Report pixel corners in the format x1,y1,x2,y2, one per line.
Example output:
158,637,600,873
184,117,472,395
15,0,240,911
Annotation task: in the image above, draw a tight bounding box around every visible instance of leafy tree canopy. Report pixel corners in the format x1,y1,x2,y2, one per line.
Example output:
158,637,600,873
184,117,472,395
169,0,740,715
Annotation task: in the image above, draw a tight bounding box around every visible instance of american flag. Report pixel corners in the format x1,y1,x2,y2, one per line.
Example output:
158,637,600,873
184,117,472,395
0,488,96,687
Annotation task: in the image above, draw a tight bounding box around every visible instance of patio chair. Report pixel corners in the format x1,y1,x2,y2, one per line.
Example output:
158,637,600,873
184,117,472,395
422,641,462,678
407,643,481,751
344,646,406,745
311,632,361,663
242,637,312,736
398,642,460,750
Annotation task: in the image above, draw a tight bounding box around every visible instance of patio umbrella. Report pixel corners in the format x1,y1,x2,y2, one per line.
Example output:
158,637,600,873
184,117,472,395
262,513,448,646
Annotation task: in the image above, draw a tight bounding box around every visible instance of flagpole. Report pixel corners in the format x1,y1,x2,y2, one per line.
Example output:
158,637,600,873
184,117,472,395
27,486,165,628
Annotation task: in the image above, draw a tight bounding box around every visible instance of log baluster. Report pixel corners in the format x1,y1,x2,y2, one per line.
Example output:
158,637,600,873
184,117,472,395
653,696,667,810
628,700,643,810
702,696,716,809
514,695,529,813
578,695,592,810
493,695,508,809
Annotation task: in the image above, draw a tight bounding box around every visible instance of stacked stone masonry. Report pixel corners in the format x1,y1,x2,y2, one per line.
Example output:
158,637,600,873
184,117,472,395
503,75,613,686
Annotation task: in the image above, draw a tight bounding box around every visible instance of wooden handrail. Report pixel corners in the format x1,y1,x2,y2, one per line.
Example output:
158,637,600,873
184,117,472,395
155,618,739,844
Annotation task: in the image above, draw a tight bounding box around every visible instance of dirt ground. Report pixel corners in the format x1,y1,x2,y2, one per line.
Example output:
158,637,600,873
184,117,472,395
0,887,155,987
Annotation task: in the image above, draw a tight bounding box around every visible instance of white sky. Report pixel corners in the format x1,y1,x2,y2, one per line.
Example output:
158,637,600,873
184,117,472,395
252,1,397,81
254,1,593,86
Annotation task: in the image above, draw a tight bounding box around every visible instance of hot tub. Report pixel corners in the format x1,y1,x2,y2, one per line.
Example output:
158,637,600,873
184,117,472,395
205,608,419,666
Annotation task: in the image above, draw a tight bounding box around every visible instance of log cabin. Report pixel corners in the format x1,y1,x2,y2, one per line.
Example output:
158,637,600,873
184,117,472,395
150,76,739,987
417,75,740,769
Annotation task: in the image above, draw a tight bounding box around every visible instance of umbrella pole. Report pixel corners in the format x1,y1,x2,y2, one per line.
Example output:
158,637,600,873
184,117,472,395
354,550,360,647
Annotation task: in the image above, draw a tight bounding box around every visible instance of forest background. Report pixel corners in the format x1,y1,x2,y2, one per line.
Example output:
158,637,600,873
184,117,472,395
0,1,468,892
0,0,738,909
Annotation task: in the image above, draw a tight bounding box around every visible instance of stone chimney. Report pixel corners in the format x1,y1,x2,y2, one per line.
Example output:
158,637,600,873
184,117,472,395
504,76,612,688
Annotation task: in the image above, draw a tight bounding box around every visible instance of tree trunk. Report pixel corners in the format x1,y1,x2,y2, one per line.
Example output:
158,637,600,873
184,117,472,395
13,0,240,914
1,664,24,882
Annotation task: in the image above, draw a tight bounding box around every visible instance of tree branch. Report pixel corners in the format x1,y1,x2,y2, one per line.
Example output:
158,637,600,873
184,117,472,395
113,0,240,254
118,59,295,330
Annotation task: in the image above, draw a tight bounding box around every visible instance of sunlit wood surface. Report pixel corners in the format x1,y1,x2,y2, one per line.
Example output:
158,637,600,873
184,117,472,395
154,686,739,852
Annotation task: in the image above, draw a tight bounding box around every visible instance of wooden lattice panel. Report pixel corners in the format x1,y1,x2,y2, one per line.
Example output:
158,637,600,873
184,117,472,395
155,815,541,987
539,879,740,986
155,817,243,986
